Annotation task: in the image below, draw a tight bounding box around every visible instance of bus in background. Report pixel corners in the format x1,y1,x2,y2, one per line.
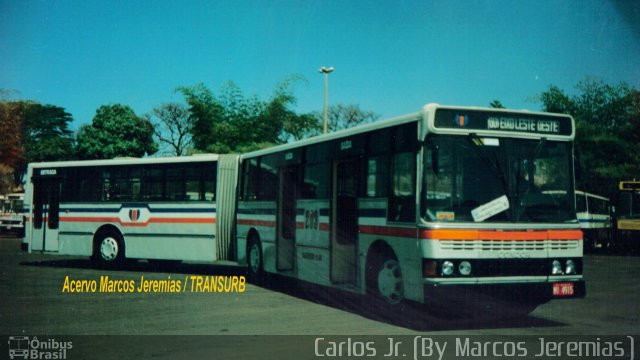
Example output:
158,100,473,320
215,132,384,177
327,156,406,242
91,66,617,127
237,103,584,315
23,154,239,265
1,193,25,237
615,180,640,249
575,190,611,251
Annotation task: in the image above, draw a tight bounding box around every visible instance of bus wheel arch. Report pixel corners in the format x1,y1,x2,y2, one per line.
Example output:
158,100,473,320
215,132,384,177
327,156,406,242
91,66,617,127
92,225,125,266
366,240,404,306
246,230,265,283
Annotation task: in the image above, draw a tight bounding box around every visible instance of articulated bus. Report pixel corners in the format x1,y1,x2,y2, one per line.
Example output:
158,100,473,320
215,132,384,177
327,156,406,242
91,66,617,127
615,180,640,248
23,104,585,315
23,154,239,264
237,103,584,313
0,193,25,236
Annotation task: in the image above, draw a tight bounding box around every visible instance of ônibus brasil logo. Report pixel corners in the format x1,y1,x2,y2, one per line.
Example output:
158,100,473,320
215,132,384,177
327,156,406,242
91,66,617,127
8,336,73,359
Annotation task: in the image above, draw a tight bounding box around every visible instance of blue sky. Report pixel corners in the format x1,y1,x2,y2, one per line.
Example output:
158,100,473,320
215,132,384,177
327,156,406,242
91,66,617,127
1,0,639,130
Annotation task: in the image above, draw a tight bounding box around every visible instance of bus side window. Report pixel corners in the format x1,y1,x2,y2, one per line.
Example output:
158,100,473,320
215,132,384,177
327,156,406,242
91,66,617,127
388,152,416,222
202,163,217,201
242,159,258,201
142,166,164,201
364,156,388,198
301,163,329,199
576,194,587,213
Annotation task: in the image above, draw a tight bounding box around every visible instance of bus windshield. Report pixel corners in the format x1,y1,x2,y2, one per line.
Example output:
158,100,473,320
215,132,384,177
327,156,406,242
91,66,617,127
618,192,640,219
422,134,575,223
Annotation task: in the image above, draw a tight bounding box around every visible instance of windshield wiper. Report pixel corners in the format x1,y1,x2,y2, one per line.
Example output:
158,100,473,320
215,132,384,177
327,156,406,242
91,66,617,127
467,134,510,197
515,137,547,196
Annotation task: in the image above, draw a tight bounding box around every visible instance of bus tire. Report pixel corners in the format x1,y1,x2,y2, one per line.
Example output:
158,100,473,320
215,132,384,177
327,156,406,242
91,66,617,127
93,228,125,267
246,236,265,284
367,252,404,309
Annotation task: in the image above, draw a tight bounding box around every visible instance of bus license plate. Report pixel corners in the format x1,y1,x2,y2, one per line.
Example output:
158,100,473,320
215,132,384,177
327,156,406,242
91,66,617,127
552,282,574,297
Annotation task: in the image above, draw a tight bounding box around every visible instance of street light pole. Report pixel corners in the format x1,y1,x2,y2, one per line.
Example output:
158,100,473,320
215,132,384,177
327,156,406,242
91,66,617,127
319,66,334,134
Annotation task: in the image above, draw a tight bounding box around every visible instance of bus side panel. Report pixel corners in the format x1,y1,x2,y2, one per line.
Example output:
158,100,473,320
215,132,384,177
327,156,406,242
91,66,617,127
357,198,424,302
58,203,218,261
236,201,277,272
118,204,217,262
295,199,331,286
23,166,34,252
58,233,94,256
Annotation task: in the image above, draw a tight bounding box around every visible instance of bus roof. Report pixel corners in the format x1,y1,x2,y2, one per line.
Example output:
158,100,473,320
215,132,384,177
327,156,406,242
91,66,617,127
27,154,220,170
242,103,575,160
242,110,421,159
575,190,609,201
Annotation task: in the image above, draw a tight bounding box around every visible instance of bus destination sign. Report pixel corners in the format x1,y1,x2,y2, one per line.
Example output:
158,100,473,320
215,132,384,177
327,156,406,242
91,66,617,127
487,116,558,133
434,109,573,136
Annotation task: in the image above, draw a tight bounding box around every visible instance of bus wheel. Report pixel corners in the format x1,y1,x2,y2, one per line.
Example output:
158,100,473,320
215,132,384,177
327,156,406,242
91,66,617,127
368,254,404,308
247,236,265,284
94,229,125,266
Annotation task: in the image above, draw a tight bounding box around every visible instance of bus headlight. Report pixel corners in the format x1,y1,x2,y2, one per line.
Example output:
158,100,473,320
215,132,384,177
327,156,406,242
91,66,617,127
552,260,563,275
565,260,576,275
442,261,454,276
459,261,472,276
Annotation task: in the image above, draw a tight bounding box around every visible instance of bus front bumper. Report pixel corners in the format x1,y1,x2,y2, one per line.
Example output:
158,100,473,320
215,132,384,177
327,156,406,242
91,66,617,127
423,279,586,308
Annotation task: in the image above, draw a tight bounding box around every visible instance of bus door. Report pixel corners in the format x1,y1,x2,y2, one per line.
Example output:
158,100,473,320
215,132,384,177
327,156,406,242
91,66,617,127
277,165,298,271
31,176,61,252
330,159,358,284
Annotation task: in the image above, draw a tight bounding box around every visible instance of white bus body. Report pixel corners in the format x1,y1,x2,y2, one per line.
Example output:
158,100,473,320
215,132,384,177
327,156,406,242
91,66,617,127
23,154,239,264
1,193,25,236
236,103,585,311
575,190,611,250
22,103,585,314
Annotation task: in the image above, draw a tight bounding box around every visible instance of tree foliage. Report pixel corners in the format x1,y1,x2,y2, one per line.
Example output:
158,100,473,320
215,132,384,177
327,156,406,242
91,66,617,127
0,102,24,170
315,103,379,133
489,100,505,108
538,78,640,198
22,103,75,162
178,77,314,153
148,102,193,156
0,164,14,194
76,104,157,159
0,100,74,186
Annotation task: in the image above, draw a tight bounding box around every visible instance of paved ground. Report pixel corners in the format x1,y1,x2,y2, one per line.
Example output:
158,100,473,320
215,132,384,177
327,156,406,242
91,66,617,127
0,235,638,358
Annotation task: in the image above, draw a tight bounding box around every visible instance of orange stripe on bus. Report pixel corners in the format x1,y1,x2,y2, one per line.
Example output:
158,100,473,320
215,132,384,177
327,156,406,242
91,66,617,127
420,229,582,241
360,225,417,238
149,218,215,224
237,219,276,227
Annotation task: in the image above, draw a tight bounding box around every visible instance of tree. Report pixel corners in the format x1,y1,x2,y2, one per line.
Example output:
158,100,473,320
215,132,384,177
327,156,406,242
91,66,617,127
0,102,23,170
269,75,320,142
22,103,75,162
538,78,640,198
76,104,157,159
315,103,379,133
281,112,320,141
0,164,14,194
179,78,378,153
148,102,193,156
0,101,75,185
489,100,505,108
179,77,315,153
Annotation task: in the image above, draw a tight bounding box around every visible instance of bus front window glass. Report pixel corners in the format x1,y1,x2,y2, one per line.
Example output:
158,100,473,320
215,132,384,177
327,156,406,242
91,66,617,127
423,135,575,223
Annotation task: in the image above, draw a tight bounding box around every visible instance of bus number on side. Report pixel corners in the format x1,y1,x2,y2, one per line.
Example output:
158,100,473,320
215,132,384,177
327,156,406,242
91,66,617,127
340,140,352,151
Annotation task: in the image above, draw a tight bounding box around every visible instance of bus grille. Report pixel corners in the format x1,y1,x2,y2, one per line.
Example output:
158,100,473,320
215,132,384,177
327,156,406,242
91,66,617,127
440,240,579,251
